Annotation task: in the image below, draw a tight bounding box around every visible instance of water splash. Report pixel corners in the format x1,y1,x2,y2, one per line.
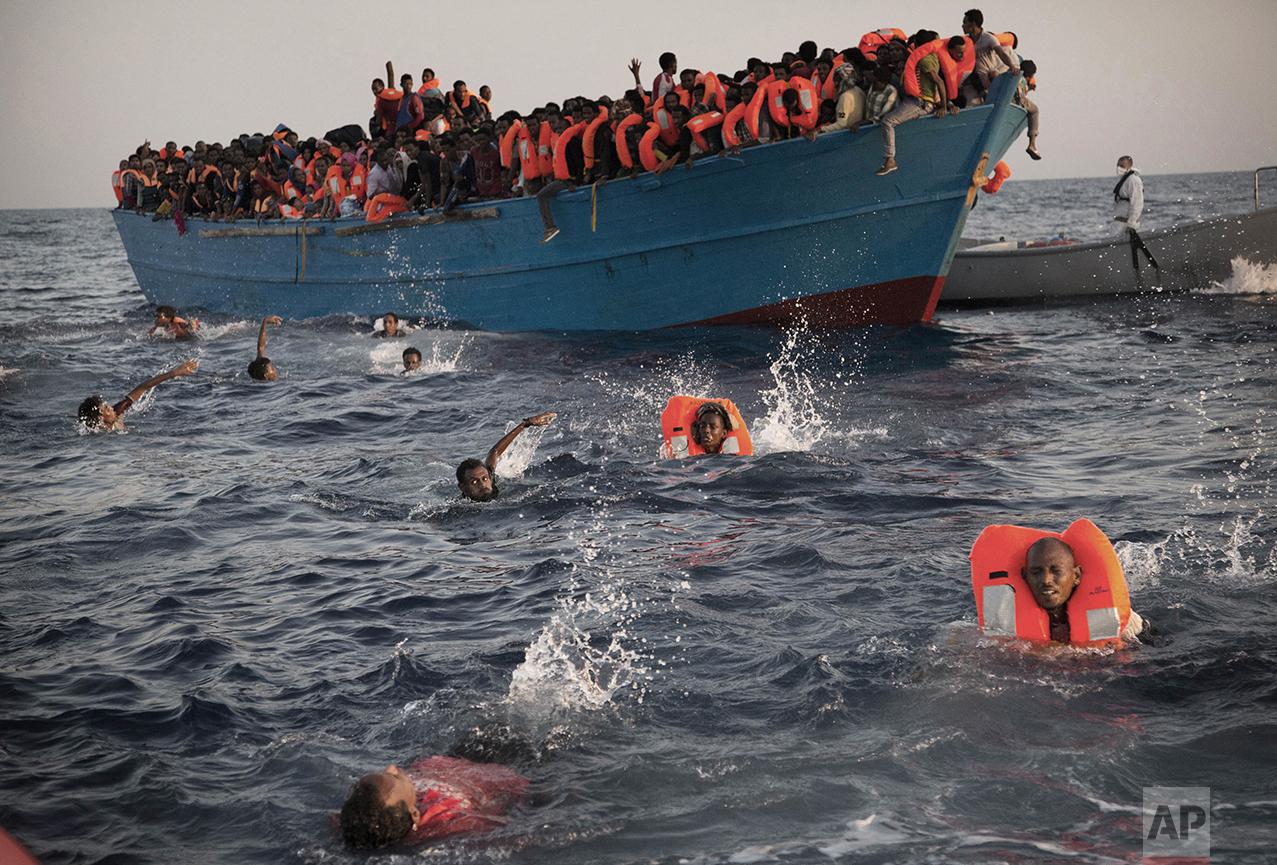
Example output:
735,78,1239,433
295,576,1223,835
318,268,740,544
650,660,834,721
495,420,548,479
1203,256,1277,295
752,325,874,454
506,569,652,726
374,334,470,375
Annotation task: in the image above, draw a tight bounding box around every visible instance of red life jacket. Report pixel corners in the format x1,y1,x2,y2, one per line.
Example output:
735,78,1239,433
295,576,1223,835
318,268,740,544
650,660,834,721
858,27,907,60
538,123,555,178
111,170,123,202
903,38,975,102
653,107,679,146
981,160,1011,194
788,77,820,130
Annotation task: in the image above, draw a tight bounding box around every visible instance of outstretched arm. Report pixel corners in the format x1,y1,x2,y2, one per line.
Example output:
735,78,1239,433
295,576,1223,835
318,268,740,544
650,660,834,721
257,315,281,358
126,359,199,402
485,412,556,471
629,58,644,91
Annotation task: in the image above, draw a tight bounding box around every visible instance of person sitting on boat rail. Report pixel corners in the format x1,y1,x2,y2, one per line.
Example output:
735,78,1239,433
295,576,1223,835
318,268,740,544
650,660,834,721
78,360,199,432
1021,537,1145,643
248,316,283,381
876,31,960,176
456,413,556,502
1112,155,1144,235
149,306,198,340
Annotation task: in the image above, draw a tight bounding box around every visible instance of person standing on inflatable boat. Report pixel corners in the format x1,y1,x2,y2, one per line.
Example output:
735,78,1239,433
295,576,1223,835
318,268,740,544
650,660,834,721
1022,537,1144,643
456,413,556,502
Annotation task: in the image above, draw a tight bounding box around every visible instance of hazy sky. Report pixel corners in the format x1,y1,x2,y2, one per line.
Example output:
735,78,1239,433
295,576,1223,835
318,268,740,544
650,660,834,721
1,0,1274,210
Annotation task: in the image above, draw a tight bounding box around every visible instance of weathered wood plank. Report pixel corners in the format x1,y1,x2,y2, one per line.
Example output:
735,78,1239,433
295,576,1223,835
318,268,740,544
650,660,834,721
333,208,499,237
199,225,326,238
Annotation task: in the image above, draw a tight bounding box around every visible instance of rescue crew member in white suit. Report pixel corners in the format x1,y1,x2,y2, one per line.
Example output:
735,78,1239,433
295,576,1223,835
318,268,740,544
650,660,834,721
1112,155,1144,234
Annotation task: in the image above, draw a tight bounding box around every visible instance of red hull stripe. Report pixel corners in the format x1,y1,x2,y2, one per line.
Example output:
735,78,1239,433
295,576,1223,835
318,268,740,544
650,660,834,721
676,274,946,328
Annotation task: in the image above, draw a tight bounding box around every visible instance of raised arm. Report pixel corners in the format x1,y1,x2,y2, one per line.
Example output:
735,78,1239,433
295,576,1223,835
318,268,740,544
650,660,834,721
629,58,644,92
484,412,556,471
257,315,282,358
126,359,199,402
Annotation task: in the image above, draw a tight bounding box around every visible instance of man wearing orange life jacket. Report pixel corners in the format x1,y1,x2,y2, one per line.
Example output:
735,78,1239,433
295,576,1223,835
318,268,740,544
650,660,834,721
535,104,589,243
1020,537,1145,643
875,31,961,176
478,85,493,116
614,91,649,177
448,81,488,131
652,105,692,175
112,161,128,207
513,113,544,194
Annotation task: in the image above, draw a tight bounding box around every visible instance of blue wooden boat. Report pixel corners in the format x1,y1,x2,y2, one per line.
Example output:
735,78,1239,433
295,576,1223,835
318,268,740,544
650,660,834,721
113,77,1027,331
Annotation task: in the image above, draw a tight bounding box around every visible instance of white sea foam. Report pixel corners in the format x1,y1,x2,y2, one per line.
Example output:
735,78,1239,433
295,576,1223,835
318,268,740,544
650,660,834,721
506,568,652,725
373,334,469,375
1202,256,1277,295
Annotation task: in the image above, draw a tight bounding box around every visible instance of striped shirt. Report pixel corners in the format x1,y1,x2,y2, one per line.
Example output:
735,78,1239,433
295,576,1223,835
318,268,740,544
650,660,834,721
865,84,898,123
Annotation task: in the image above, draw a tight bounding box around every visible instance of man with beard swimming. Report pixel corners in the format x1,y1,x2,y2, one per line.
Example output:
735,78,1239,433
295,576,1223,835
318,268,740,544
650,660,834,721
456,412,555,501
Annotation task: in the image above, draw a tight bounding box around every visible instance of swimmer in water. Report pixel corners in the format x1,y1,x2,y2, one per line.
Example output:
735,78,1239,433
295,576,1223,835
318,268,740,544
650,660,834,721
1022,537,1145,643
77,359,199,431
376,312,403,338
148,305,198,340
340,756,528,849
247,316,282,381
456,413,556,502
690,401,733,454
402,346,422,373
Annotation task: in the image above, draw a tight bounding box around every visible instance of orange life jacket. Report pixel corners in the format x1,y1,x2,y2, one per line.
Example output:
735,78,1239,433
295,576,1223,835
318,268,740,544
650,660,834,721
516,126,542,180
582,107,610,170
351,164,368,201
660,397,754,457
766,79,793,127
417,78,441,94
788,77,820,130
685,111,724,151
981,160,1011,194
903,38,974,103
283,181,307,203
538,123,555,178
553,121,586,181
699,71,726,112
969,519,1133,648
994,31,1018,49
280,203,304,219
325,165,350,199
614,113,646,169
721,102,748,148
111,170,123,202
743,85,768,141
653,106,679,146
858,27,907,60
638,123,663,172
672,86,692,109
499,120,522,169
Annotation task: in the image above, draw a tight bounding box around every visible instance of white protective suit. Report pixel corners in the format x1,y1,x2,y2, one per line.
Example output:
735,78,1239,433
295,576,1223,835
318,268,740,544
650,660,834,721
1113,167,1144,233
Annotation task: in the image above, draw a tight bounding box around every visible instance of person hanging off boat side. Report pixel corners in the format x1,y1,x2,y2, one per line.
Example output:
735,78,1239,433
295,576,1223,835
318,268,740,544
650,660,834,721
456,413,556,501
78,360,199,432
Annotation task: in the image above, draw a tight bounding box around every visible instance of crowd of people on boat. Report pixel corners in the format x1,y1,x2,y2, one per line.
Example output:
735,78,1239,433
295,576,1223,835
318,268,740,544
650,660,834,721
110,9,1038,241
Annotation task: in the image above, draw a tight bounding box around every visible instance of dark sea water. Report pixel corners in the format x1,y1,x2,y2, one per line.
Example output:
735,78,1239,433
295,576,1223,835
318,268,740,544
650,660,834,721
2,173,1276,865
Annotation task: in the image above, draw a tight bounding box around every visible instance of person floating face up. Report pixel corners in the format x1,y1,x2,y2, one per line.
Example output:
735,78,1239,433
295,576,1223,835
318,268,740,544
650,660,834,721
690,402,732,454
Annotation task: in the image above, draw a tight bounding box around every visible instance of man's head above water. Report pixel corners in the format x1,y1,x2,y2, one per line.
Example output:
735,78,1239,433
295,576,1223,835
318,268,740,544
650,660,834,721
340,765,420,849
691,402,732,453
1020,537,1082,616
457,458,495,502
